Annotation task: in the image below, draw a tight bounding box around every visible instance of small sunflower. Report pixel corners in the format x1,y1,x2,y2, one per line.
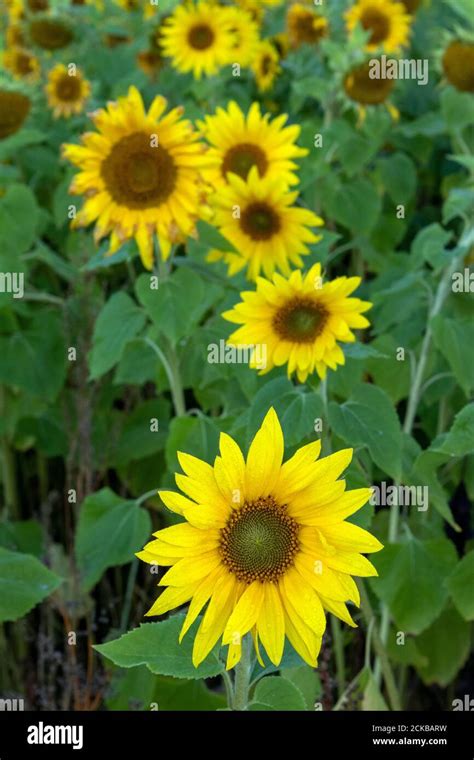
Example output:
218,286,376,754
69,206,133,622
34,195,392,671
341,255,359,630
3,47,40,82
251,39,281,93
28,16,73,50
159,1,236,79
45,64,91,119
222,5,260,67
223,264,371,383
62,86,211,268
0,86,31,140
209,166,323,280
138,408,382,669
198,101,307,191
344,61,398,122
287,3,328,49
442,40,474,93
345,0,411,53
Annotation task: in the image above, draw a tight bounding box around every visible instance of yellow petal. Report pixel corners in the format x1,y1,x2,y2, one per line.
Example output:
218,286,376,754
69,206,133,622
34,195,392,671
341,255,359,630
145,584,196,617
159,551,220,587
257,583,285,666
245,408,283,501
192,573,236,667
222,581,264,645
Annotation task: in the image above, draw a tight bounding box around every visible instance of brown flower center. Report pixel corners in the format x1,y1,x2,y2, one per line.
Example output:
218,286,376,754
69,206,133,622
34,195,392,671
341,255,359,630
29,19,73,50
188,23,214,50
360,7,390,45
344,62,394,104
273,297,327,343
219,497,300,583
222,143,268,181
240,201,280,240
290,9,326,45
0,91,31,140
101,131,177,209
442,41,474,93
55,73,82,101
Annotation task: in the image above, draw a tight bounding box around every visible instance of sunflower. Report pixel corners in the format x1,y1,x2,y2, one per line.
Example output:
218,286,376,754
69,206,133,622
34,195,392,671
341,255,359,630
251,39,281,93
197,101,307,191
159,1,236,79
287,3,328,49
344,61,398,122
345,0,411,53
62,86,211,269
222,5,260,67
0,86,31,140
209,167,323,280
442,40,474,93
138,408,382,669
28,17,73,50
223,264,371,383
400,0,422,10
45,64,91,118
3,47,40,82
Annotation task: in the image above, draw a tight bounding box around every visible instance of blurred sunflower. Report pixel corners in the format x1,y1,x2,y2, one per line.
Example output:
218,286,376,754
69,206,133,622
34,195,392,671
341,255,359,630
45,64,90,118
138,408,382,669
223,5,260,67
28,16,73,50
197,101,307,190
6,24,25,47
344,61,398,122
223,264,371,382
442,40,474,93
345,0,411,53
251,39,281,93
0,85,31,139
62,86,211,268
3,47,40,82
160,1,235,79
209,167,323,280
286,3,328,49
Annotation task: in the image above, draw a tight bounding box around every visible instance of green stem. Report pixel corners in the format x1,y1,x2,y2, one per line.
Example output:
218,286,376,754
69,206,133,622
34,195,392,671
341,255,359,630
0,388,19,520
232,636,253,711
142,337,186,417
331,615,346,701
120,558,138,633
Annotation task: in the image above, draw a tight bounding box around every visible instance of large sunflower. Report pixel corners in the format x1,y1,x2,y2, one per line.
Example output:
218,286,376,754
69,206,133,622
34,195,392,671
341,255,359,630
223,264,371,383
209,167,323,280
62,86,211,268
45,64,90,118
138,408,382,669
198,101,307,191
159,1,235,79
345,0,411,53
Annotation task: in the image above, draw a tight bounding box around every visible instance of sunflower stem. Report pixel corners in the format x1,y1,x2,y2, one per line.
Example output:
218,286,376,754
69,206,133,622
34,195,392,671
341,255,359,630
232,636,253,711
330,615,346,701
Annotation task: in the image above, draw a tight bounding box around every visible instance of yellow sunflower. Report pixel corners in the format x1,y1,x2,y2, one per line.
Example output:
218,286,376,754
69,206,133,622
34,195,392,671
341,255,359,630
223,264,371,383
138,408,382,669
0,86,31,140
222,5,260,67
345,0,411,53
45,64,90,118
3,47,40,82
197,101,307,191
62,86,211,269
344,61,398,122
442,40,474,93
287,3,328,49
209,167,323,280
251,39,281,93
28,16,74,50
159,1,236,79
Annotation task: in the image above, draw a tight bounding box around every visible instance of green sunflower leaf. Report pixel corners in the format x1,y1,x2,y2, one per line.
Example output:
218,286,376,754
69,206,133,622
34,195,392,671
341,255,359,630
447,552,474,621
94,614,225,680
0,547,62,623
251,676,307,711
89,292,147,379
328,383,402,480
415,607,470,687
431,316,474,397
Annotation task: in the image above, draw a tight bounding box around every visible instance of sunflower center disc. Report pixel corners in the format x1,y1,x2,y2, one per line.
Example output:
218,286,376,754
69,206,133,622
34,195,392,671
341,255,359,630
361,8,390,45
220,498,299,583
222,143,269,180
241,201,280,240
101,131,177,209
56,75,81,101
0,91,31,139
188,23,215,50
273,297,327,343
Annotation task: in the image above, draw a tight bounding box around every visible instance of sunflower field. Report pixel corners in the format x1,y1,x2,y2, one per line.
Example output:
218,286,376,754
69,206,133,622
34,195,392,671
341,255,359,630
0,0,473,722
